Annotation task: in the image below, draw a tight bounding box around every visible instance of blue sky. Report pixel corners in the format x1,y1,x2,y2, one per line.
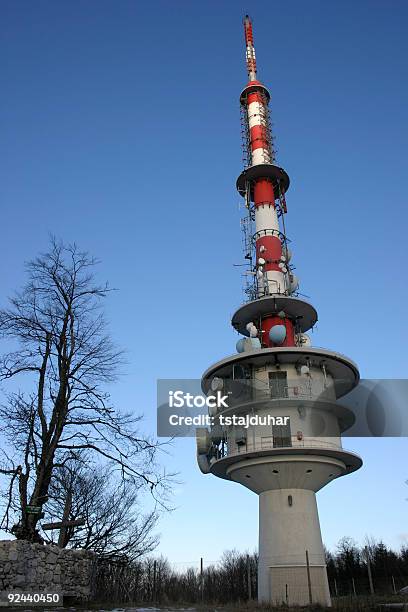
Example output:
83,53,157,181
1,0,408,567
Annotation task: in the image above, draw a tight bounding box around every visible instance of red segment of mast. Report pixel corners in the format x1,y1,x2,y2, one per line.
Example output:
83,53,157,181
244,15,257,79
262,316,295,348
244,15,254,45
254,179,275,205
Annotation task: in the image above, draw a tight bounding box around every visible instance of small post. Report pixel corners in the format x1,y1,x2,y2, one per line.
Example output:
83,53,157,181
200,557,204,601
392,575,397,594
247,554,251,600
153,560,157,602
334,578,338,597
352,577,357,596
285,583,288,606
305,550,312,605
365,548,375,595
58,489,72,548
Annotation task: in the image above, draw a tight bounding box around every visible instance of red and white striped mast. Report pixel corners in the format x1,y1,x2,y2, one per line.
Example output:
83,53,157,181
237,15,298,348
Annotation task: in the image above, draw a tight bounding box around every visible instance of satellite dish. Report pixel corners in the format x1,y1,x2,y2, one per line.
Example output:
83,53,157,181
196,428,211,454
278,310,286,319
236,338,246,353
259,245,266,253
258,257,266,266
246,322,258,337
269,324,287,345
250,337,261,349
246,322,254,332
300,364,310,376
197,453,211,474
211,376,224,392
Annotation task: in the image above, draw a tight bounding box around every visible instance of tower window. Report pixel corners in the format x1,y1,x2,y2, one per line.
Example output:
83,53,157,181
268,371,288,398
272,423,292,448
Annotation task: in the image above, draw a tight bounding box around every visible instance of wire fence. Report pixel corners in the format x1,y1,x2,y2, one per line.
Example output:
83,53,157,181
91,548,408,606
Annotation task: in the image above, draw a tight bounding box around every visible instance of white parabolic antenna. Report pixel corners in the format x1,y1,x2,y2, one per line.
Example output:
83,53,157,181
211,376,224,391
196,428,211,454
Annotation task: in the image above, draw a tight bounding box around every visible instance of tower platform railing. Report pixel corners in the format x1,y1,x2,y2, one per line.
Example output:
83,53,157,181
216,378,336,407
214,436,347,461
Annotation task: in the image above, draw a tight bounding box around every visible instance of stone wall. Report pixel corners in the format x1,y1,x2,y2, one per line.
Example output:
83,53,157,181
0,539,95,602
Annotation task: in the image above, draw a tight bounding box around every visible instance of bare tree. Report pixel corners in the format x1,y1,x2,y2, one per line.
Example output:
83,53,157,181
45,457,159,560
0,238,170,542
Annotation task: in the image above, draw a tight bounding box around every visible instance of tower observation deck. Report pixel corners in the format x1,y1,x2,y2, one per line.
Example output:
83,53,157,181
195,15,362,607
